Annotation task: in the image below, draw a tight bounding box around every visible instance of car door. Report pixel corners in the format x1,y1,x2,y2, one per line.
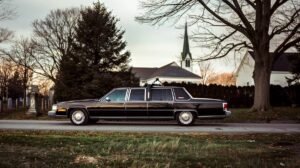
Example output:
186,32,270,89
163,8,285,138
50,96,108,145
125,88,148,117
147,88,174,118
89,88,127,117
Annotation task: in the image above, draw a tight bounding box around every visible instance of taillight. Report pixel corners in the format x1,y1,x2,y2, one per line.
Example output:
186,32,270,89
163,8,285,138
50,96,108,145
223,103,228,111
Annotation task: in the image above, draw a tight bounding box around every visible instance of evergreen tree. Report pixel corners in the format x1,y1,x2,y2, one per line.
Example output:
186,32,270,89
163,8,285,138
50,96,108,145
55,2,138,101
8,71,23,99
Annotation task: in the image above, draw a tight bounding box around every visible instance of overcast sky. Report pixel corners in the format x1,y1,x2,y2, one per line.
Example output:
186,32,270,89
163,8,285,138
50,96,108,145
2,0,237,72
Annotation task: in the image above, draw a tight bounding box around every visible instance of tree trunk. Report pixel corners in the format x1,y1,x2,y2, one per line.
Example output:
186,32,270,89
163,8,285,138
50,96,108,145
251,51,272,112
23,67,27,108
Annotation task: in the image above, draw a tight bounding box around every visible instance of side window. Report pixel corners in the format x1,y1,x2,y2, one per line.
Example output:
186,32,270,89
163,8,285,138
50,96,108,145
129,89,145,101
173,88,190,100
106,89,127,102
150,89,173,101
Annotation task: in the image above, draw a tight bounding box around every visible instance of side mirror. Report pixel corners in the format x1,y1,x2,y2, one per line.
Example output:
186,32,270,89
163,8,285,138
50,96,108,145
105,97,111,102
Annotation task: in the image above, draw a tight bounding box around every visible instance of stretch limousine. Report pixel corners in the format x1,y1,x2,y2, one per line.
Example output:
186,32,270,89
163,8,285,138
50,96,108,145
48,86,231,126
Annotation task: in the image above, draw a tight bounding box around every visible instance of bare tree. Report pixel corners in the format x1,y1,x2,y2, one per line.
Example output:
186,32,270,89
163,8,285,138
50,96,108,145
1,8,79,86
207,72,236,86
137,0,300,112
0,59,15,112
28,8,80,82
0,0,15,43
198,61,215,85
1,38,35,107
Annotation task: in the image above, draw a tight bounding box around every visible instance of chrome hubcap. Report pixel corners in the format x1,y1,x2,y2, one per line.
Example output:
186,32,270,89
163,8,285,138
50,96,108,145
179,112,193,125
74,113,83,121
71,110,85,124
181,113,190,121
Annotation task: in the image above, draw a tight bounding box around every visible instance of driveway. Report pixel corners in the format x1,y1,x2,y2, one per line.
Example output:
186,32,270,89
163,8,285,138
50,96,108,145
0,120,299,133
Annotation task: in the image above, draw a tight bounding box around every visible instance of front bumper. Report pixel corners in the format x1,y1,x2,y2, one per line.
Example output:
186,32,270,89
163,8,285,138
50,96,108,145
48,110,67,117
48,110,56,117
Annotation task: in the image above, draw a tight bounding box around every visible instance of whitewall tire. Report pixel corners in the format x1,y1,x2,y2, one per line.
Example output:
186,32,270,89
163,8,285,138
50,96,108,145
176,111,195,126
70,109,88,125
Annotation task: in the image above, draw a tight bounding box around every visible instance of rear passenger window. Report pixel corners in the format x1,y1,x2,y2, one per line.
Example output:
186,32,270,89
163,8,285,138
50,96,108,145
173,88,190,100
129,89,145,101
150,89,173,101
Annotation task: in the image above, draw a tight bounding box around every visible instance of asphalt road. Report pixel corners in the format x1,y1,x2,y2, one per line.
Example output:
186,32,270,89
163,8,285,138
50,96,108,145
0,120,299,133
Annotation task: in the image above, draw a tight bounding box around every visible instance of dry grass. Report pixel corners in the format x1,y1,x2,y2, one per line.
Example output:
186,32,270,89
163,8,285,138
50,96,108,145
0,130,300,167
224,107,300,123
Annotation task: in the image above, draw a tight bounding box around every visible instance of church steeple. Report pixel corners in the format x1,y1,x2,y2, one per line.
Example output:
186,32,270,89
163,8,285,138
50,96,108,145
180,22,193,71
181,22,192,60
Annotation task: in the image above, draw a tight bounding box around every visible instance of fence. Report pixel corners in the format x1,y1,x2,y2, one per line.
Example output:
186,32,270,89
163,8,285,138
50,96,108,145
164,82,300,108
0,95,51,113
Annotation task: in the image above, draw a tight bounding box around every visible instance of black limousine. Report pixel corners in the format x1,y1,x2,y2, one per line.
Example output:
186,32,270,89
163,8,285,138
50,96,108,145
48,86,231,126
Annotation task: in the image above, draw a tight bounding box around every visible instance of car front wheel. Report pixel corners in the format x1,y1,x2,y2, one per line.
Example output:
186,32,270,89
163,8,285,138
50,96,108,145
70,109,89,125
176,111,195,126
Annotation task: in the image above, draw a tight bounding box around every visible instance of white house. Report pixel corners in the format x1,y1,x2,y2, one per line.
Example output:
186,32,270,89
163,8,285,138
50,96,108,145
132,62,201,86
132,22,202,86
236,51,298,87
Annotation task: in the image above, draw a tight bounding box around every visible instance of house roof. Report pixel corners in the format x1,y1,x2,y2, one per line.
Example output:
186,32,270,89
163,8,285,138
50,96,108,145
132,62,201,80
247,51,299,72
131,67,158,80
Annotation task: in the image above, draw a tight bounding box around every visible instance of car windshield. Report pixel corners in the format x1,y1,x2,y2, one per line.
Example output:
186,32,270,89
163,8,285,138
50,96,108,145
103,89,127,102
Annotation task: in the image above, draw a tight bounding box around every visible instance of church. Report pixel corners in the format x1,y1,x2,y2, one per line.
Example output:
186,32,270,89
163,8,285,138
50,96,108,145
132,23,201,86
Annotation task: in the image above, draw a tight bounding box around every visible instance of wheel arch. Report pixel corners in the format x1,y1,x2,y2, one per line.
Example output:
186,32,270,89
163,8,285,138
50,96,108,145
67,106,88,118
173,109,197,119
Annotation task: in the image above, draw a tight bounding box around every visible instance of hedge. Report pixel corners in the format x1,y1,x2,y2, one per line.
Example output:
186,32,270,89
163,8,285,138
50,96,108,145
163,82,300,108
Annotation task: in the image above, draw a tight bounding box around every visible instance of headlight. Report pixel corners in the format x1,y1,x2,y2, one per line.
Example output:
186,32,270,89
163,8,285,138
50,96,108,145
52,105,58,111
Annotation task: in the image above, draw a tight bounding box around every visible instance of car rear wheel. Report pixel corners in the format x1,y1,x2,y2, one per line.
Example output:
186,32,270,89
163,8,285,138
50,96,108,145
70,109,88,125
176,111,195,126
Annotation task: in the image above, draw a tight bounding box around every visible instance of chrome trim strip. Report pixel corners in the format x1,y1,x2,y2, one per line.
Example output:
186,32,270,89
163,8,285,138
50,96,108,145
90,116,127,119
197,115,226,119
89,116,173,119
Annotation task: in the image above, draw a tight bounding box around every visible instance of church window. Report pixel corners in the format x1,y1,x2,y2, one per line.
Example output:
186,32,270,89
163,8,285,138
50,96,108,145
185,59,190,67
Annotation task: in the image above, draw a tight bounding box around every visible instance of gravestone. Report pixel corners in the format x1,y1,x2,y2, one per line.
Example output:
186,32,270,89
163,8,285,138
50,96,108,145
27,85,39,115
7,98,13,110
48,89,54,106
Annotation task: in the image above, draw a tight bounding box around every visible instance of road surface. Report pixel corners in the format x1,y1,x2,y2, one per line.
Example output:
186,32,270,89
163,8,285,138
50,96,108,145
0,120,299,133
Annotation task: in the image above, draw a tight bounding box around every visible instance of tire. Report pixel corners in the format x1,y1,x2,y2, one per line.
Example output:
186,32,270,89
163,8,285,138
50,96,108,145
70,109,89,125
176,111,195,126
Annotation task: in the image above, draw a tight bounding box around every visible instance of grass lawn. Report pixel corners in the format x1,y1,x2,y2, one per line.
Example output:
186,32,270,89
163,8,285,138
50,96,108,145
224,107,300,123
0,131,300,167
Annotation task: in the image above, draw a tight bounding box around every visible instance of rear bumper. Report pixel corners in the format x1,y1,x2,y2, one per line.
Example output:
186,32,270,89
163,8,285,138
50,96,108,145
225,110,231,117
197,110,231,119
